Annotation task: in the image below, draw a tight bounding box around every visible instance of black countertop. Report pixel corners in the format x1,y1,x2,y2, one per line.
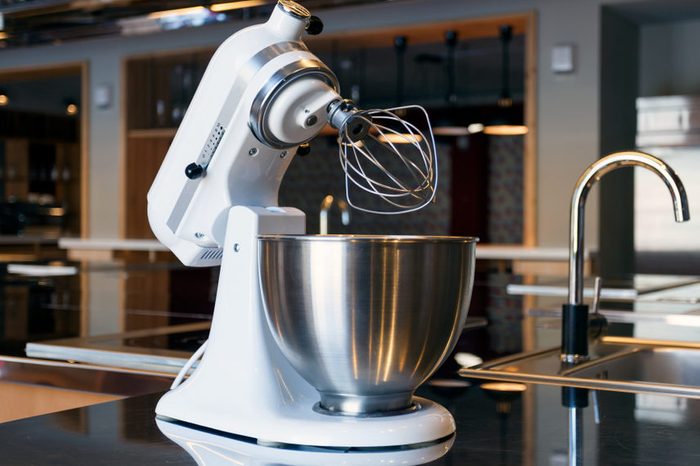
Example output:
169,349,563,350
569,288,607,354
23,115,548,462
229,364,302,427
4,263,700,464
2,382,700,465
0,260,216,356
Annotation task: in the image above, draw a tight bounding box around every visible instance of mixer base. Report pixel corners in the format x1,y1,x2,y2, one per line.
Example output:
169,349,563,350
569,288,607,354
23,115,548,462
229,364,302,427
315,391,417,416
157,389,456,448
312,400,419,417
155,207,457,448
157,417,455,465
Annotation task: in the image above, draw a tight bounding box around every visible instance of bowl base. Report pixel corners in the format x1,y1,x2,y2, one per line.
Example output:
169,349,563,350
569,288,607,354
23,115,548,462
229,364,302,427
315,392,417,417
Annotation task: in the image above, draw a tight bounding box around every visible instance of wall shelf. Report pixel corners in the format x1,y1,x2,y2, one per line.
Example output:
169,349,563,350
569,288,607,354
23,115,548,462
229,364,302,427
127,128,177,139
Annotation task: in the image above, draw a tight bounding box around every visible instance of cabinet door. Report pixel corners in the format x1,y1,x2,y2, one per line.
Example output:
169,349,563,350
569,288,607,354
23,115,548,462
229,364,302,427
4,139,29,200
124,136,172,239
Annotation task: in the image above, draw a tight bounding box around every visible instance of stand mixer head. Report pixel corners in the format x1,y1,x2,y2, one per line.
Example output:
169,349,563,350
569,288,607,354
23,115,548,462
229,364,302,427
149,0,477,451
147,0,438,267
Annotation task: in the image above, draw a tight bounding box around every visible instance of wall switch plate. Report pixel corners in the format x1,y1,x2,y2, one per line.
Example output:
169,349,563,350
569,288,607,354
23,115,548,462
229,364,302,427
94,84,112,109
551,44,575,74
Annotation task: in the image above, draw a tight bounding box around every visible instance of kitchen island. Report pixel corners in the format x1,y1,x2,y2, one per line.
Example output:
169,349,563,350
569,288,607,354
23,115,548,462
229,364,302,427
2,261,700,464
1,381,700,465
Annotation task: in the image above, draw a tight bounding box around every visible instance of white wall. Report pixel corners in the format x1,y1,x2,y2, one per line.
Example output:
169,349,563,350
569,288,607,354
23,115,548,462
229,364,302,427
0,0,641,246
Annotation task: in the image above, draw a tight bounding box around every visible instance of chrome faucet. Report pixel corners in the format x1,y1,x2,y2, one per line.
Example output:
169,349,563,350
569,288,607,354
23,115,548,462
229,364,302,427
319,194,351,234
562,150,690,364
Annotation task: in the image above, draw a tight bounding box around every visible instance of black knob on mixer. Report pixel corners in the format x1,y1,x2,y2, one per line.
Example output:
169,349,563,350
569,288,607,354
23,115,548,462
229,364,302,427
306,15,323,35
185,163,205,179
297,143,311,156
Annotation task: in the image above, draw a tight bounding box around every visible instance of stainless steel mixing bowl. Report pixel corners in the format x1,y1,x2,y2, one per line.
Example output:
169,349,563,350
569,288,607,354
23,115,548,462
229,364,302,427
258,235,477,416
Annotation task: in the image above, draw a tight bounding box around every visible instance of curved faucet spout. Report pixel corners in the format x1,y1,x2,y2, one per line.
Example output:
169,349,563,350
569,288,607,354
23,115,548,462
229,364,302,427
568,151,690,306
561,151,690,364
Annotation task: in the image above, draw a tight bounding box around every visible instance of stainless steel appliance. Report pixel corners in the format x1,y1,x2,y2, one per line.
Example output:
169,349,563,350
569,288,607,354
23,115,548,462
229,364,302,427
636,96,700,274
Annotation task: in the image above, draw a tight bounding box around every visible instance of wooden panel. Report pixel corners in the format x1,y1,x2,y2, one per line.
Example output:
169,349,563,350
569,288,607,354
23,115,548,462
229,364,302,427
4,138,29,199
124,136,171,239
523,12,538,247
123,267,170,331
127,128,177,139
308,14,527,50
0,381,121,423
80,61,89,238
0,64,82,83
4,286,29,342
126,57,154,130
125,50,212,131
56,143,82,235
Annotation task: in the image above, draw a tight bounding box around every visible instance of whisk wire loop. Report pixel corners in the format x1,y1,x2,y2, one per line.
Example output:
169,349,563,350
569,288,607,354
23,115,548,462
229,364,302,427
335,105,438,215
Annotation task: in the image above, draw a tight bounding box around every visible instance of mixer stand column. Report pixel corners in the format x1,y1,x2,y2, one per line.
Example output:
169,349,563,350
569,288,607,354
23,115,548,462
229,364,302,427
156,206,456,448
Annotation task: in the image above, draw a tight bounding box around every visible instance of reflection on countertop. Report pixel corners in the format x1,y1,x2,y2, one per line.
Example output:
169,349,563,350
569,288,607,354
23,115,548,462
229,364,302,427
6,262,700,373
3,263,700,464
0,260,215,357
2,382,700,465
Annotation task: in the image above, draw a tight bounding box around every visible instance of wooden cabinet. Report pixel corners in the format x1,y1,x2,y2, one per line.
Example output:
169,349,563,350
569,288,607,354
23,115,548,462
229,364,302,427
124,135,172,239
55,142,81,235
0,113,82,237
123,50,213,239
3,139,29,200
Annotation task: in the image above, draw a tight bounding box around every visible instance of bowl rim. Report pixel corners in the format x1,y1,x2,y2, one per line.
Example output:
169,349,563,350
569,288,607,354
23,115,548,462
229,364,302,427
258,234,479,243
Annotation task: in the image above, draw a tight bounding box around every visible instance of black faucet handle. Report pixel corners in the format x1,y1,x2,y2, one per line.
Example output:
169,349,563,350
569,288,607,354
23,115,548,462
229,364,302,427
561,303,589,364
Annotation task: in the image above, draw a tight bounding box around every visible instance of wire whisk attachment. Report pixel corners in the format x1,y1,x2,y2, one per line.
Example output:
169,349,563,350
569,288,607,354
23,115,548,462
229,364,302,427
328,100,438,215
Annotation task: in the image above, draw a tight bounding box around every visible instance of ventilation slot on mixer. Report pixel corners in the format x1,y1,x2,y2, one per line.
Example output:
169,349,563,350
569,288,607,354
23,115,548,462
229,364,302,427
200,249,223,261
198,122,225,167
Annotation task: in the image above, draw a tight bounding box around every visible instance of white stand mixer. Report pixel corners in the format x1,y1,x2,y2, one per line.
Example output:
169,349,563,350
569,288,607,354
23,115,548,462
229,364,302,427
149,0,473,451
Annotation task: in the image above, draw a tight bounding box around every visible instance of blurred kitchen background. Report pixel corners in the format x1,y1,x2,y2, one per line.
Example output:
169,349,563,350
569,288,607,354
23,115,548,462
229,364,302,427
1,0,700,370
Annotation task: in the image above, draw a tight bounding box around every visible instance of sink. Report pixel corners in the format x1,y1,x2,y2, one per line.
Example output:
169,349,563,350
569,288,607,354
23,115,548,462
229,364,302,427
460,337,700,398
565,346,700,387
0,356,172,423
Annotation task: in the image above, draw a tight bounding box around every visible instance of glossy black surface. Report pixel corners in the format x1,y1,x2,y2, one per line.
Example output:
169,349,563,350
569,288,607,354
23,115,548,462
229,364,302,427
1,382,700,465
4,264,700,464
0,261,215,356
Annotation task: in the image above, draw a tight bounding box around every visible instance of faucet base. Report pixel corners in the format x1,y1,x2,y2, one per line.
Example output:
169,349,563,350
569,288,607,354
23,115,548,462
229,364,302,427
560,353,590,364
561,303,590,363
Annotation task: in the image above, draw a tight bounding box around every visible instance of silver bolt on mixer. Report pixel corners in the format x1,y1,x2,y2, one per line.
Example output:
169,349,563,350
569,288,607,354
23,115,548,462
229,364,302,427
327,99,439,215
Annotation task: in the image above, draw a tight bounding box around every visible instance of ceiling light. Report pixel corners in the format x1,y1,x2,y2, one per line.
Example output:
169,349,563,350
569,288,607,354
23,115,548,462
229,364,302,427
467,123,485,134
66,103,79,116
480,382,527,393
210,1,270,13
434,123,485,137
483,25,528,137
433,31,464,137
377,133,423,144
0,92,8,106
483,124,528,136
148,6,208,20
393,35,407,106
432,31,486,138
433,126,469,137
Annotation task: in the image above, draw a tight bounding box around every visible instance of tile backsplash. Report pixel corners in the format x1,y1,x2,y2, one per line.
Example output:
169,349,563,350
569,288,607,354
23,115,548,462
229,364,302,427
280,137,452,235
